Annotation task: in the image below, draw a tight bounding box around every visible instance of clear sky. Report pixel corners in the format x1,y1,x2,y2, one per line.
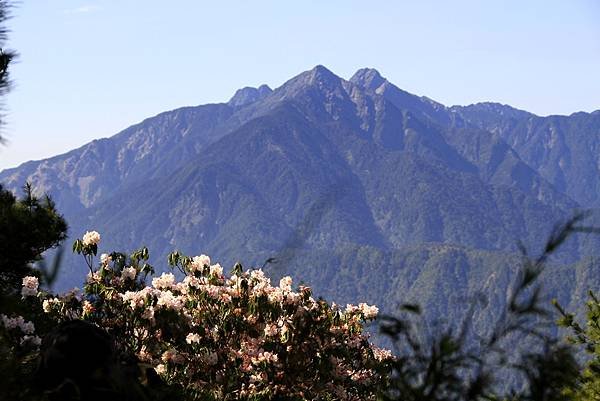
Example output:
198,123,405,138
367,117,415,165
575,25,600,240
0,0,599,170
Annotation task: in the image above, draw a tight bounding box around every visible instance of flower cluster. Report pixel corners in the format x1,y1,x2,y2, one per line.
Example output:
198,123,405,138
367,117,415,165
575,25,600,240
0,314,41,348
37,232,392,400
82,230,101,246
21,276,39,298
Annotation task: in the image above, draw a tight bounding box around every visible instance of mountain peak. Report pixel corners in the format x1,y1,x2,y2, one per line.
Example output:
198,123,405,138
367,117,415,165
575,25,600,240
305,65,342,86
350,68,387,91
310,64,336,77
228,85,273,107
275,65,345,97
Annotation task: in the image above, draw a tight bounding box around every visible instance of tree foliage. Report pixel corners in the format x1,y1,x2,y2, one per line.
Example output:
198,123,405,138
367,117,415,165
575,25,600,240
0,183,67,295
555,291,600,400
0,0,15,140
0,183,67,294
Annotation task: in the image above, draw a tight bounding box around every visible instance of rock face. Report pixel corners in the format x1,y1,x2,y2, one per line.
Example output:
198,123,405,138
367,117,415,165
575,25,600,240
228,84,272,108
2,65,599,331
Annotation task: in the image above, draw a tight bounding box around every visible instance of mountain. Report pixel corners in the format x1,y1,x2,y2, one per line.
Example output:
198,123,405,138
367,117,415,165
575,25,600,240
2,65,599,333
451,105,600,207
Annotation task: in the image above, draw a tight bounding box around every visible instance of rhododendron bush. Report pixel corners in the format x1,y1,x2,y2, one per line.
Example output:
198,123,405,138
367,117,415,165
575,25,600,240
25,231,392,400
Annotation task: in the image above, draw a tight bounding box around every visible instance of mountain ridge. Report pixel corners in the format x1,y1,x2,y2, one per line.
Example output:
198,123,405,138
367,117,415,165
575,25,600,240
1,66,599,335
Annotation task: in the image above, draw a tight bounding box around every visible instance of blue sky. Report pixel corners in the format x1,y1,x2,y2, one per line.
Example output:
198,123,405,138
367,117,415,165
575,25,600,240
0,0,599,170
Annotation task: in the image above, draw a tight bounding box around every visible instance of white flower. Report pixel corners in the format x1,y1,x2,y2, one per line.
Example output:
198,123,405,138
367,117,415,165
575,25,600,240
82,300,94,316
152,272,175,289
20,335,42,347
42,298,60,313
86,271,101,283
162,348,184,364
268,288,284,303
250,269,267,281
279,276,292,291
82,230,101,246
190,254,211,272
156,290,183,310
21,276,39,297
345,304,360,314
155,364,167,375
100,253,112,265
186,333,201,344
251,351,278,365
372,345,393,361
1,314,35,334
358,303,379,319
264,323,278,337
121,266,137,281
209,263,223,277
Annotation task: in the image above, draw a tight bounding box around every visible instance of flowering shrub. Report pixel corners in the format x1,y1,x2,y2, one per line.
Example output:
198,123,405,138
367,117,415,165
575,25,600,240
0,313,41,348
36,231,392,400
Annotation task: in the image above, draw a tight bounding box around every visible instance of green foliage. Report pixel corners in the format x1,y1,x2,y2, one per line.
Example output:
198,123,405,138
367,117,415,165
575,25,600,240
555,291,600,400
0,183,67,295
0,182,67,401
0,0,15,140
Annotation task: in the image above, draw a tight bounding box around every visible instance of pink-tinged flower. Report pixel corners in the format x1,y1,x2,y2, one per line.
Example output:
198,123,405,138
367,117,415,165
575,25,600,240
110,276,123,287
251,351,278,365
100,253,112,265
20,335,42,347
121,266,137,281
372,345,393,361
279,276,292,291
82,300,95,316
359,303,379,319
1,314,35,334
182,275,201,289
86,271,101,284
249,372,267,383
162,348,184,364
155,364,167,375
345,304,360,314
0,314,16,329
21,276,39,297
82,230,101,246
20,319,34,334
264,323,278,337
137,347,152,362
186,333,201,344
